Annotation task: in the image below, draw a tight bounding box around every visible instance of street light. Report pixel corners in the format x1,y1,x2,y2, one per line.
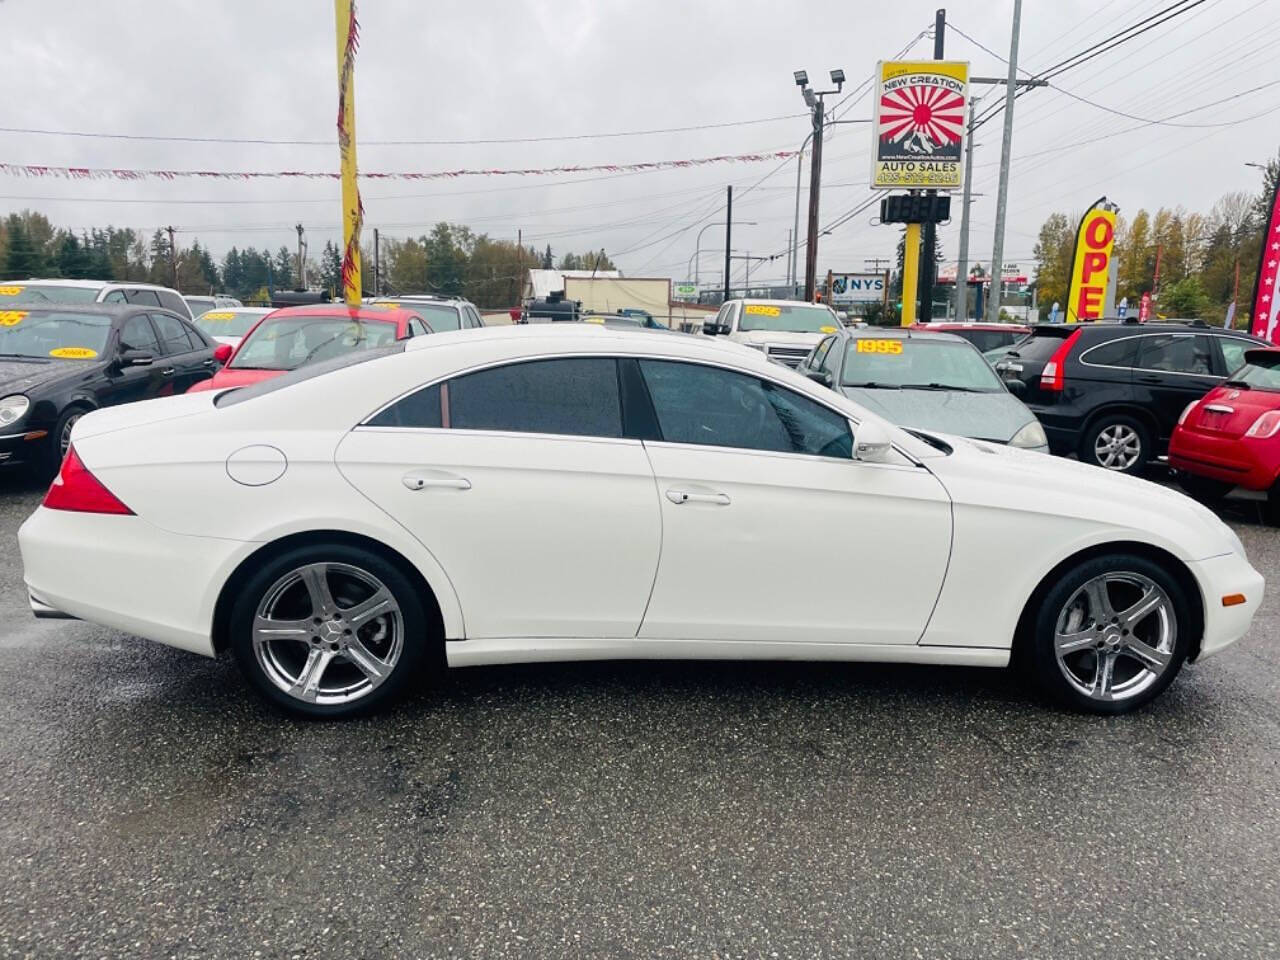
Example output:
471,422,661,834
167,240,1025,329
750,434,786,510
693,220,755,285
794,67,845,301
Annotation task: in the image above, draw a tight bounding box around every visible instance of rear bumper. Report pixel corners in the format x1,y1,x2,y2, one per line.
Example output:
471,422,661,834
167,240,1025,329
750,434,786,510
1169,430,1277,491
19,505,248,657
1189,551,1266,660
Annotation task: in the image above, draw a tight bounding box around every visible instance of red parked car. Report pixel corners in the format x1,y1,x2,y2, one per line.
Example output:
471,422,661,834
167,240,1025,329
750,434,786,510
188,304,433,394
1169,346,1280,518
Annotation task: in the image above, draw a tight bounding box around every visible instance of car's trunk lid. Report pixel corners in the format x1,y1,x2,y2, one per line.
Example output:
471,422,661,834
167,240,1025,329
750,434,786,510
1186,387,1277,438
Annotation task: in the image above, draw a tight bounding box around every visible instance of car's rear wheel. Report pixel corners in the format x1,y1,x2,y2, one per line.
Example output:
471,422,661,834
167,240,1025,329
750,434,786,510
1080,415,1149,474
1025,553,1189,714
1175,471,1233,503
229,544,430,719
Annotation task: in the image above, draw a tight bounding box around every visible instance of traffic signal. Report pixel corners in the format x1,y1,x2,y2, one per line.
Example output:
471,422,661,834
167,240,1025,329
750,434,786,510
880,194,951,224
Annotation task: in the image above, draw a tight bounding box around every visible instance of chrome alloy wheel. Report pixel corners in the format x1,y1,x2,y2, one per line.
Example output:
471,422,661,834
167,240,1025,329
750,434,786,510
59,413,82,459
252,562,403,706
1054,572,1176,703
1094,423,1141,471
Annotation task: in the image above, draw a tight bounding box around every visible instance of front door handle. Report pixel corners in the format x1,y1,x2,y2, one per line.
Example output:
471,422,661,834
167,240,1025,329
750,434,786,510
403,471,471,491
160,367,176,377
666,488,730,506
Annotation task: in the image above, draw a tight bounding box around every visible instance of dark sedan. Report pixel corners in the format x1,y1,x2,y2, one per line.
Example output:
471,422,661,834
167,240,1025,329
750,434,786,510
0,303,219,473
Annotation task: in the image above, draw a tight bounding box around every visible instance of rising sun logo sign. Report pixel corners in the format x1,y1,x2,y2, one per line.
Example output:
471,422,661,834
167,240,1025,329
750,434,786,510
871,60,970,190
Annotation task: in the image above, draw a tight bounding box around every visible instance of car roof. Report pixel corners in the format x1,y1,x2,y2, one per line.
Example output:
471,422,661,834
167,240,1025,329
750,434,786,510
8,302,152,317
914,321,1029,331
264,304,410,322
16,278,174,292
727,298,830,307
1030,321,1258,337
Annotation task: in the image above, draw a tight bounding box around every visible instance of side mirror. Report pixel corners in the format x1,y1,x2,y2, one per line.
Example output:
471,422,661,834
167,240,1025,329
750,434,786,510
703,322,725,336
118,349,154,367
853,419,894,463
1004,377,1027,397
806,368,832,387
213,343,234,364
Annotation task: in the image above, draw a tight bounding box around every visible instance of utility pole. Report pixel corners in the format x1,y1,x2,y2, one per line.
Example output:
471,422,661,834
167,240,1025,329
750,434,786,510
295,223,306,290
790,131,813,290
985,0,1022,323
723,185,733,304
373,228,381,297
954,98,978,321
919,7,946,322
516,228,523,308
796,68,844,302
165,225,177,287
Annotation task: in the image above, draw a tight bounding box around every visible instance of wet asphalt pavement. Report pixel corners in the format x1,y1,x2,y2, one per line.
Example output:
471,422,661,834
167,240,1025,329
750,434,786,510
0,471,1278,960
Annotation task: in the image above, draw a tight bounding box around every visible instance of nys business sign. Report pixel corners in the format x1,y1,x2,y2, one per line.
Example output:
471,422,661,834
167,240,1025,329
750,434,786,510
829,272,887,305
871,60,970,190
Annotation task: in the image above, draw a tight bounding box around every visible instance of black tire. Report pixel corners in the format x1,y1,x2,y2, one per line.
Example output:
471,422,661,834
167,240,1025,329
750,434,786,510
1265,483,1280,527
229,543,432,719
1079,414,1150,475
1175,471,1233,503
39,405,89,478
1024,552,1190,715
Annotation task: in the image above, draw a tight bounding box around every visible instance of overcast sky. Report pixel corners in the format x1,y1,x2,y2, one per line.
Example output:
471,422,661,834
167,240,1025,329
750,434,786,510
1,0,1276,289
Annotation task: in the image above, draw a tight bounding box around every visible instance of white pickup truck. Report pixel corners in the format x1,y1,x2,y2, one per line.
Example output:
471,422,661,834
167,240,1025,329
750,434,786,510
701,298,844,368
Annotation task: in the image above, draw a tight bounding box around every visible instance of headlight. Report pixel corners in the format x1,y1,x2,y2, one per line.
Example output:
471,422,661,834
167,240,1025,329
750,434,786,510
0,394,29,427
1009,419,1048,449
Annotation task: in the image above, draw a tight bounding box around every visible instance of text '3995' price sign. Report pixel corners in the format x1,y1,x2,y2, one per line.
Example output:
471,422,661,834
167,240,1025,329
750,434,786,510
871,60,969,190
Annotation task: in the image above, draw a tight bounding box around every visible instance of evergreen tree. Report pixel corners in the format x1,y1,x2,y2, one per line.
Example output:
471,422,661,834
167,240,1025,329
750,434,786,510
274,246,296,289
541,245,553,269
55,232,92,278
2,218,45,279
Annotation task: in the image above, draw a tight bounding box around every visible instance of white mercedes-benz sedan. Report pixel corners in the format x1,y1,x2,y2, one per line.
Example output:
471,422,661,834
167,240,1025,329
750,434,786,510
19,325,1264,718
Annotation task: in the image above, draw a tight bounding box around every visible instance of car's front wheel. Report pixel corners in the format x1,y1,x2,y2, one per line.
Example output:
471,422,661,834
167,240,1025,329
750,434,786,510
1080,415,1149,474
229,544,430,719
1025,553,1189,714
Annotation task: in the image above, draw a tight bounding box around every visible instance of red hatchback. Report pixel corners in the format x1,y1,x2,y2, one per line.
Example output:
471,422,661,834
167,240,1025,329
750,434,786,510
1169,346,1280,515
188,304,431,394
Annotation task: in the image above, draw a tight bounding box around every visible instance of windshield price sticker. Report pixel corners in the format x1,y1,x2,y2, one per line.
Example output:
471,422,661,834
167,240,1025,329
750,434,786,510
202,311,235,321
0,286,23,296
0,310,27,326
856,339,903,355
820,325,837,334
744,305,781,317
49,346,97,359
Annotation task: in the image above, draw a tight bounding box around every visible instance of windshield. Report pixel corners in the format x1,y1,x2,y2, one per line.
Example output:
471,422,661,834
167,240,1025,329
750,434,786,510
185,297,217,317
842,337,1004,392
230,315,400,370
1228,359,1280,392
0,283,100,306
0,309,112,359
737,303,838,334
194,310,266,338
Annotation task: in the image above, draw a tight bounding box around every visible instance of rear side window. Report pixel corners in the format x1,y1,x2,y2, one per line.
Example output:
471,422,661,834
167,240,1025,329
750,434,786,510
368,358,623,438
1080,337,1139,368
157,290,192,318
1137,334,1214,375
1009,331,1074,362
124,289,162,307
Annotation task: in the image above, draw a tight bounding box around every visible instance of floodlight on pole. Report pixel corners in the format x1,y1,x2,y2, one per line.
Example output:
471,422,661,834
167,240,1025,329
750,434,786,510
793,70,808,86
829,68,845,87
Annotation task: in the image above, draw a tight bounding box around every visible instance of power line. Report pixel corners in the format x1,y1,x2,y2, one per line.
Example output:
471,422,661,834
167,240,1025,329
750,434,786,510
0,113,807,147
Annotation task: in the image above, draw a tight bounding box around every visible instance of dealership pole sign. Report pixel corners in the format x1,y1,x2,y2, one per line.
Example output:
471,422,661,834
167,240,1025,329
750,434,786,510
1250,176,1280,343
1065,200,1119,323
871,61,970,190
828,271,888,306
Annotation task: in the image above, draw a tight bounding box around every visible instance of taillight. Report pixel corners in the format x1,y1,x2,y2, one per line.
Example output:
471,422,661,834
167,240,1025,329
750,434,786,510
1040,329,1082,392
1244,411,1280,439
1178,400,1199,425
42,446,133,515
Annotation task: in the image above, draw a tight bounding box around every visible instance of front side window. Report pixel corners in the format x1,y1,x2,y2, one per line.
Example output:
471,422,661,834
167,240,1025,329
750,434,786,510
0,309,113,359
1138,334,1214,375
230,316,399,371
638,359,851,458
841,338,1003,392
736,302,838,334
119,315,160,354
369,357,623,438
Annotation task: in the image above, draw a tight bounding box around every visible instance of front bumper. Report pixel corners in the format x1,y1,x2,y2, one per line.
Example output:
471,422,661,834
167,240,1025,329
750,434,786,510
1169,429,1277,492
19,505,248,657
1189,551,1265,660
0,428,50,466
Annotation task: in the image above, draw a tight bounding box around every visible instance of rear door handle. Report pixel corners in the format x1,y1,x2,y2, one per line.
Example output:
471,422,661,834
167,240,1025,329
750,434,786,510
202,358,215,367
160,367,176,377
403,470,471,491
666,488,730,506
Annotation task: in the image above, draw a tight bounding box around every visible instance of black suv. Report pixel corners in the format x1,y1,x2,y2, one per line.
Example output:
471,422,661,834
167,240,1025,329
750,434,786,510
994,321,1266,473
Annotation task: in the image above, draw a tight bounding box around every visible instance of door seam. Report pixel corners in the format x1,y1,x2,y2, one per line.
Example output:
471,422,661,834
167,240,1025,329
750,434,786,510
634,439,665,639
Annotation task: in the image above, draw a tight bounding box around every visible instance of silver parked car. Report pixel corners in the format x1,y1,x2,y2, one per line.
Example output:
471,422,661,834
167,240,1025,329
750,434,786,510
798,326,1048,451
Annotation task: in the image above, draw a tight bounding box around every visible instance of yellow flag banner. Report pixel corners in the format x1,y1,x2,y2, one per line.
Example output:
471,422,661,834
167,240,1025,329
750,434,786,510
335,0,363,306
1065,205,1117,323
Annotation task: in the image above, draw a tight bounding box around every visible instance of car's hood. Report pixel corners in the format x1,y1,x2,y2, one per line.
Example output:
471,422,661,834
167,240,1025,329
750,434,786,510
0,357,96,395
926,432,1241,562
187,368,282,393
734,330,828,348
841,386,1033,442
